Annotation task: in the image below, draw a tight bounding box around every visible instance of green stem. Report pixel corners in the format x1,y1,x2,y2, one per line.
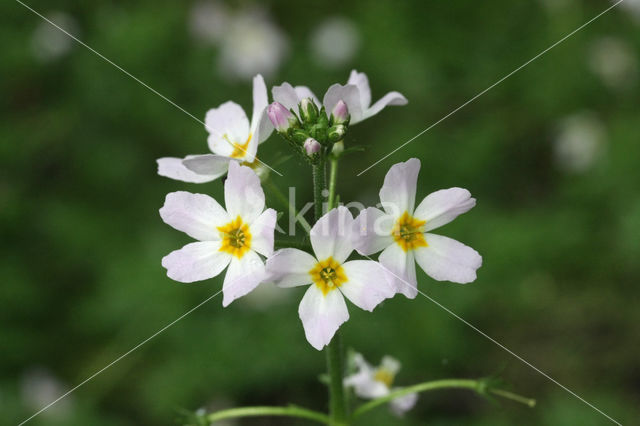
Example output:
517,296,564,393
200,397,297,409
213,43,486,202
352,379,536,419
204,405,331,425
326,332,347,424
312,160,326,221
328,156,339,209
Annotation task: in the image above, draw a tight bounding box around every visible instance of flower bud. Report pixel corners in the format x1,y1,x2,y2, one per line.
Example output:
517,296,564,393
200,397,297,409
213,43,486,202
330,100,349,125
303,138,321,156
268,102,297,132
299,98,319,123
328,124,347,143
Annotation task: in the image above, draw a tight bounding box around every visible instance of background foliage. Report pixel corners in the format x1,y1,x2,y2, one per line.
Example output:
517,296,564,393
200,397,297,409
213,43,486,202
2,0,639,425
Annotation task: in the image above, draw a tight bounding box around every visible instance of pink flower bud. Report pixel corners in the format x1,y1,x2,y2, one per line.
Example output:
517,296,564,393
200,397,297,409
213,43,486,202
268,102,295,132
304,138,321,156
331,100,349,124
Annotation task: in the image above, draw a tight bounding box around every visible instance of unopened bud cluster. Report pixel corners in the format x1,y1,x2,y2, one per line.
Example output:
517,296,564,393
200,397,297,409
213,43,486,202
267,99,350,164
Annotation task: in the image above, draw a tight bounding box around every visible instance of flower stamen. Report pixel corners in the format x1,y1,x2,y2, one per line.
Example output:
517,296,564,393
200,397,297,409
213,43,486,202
309,257,348,296
217,216,252,258
392,211,427,252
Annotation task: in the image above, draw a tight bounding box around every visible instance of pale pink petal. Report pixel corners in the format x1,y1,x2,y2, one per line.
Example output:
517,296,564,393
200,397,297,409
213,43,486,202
310,206,354,264
157,156,221,183
272,82,300,111
389,390,418,416
379,158,421,218
181,154,230,180
322,83,364,124
340,260,396,311
205,101,250,142
266,248,317,288
365,91,408,120
162,241,231,283
224,161,265,223
159,191,229,241
249,208,277,257
378,243,418,299
352,207,394,255
347,69,371,110
298,285,349,350
413,188,476,232
414,234,482,284
294,85,320,107
222,249,266,306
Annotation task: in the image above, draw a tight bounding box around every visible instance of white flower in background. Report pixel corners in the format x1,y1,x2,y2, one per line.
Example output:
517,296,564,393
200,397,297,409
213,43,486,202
189,1,229,44
587,36,637,91
31,12,78,62
157,74,273,183
273,69,407,125
617,0,640,23
310,17,360,68
160,162,276,307
21,368,72,418
344,353,418,416
553,112,606,173
352,158,482,299
218,7,288,81
266,207,395,350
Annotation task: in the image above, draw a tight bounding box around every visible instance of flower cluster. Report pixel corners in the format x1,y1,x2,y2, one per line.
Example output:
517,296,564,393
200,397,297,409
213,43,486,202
157,70,481,351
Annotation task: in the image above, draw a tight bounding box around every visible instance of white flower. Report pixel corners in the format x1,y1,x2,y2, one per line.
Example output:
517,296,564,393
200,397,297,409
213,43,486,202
310,17,360,68
31,12,78,62
217,8,289,81
344,353,418,416
188,0,230,44
21,368,73,418
587,36,637,91
160,161,276,307
272,69,407,125
266,206,395,350
157,74,273,183
352,158,482,299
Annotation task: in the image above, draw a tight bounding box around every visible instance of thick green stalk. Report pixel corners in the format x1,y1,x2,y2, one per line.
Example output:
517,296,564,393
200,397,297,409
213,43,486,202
204,405,331,424
328,156,339,209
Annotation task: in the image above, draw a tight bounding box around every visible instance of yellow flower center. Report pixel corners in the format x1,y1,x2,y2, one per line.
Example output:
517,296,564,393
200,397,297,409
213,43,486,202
223,133,252,159
392,211,428,252
373,368,395,388
217,216,252,258
309,257,348,296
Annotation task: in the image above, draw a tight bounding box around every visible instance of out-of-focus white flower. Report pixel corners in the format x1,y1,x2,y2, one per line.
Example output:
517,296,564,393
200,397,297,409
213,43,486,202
218,8,288,81
617,0,640,23
31,12,78,62
160,162,276,307
344,353,418,416
157,74,273,182
587,36,637,90
266,207,395,350
553,112,606,173
272,69,407,125
310,17,360,68
188,0,230,44
352,158,482,299
20,368,72,418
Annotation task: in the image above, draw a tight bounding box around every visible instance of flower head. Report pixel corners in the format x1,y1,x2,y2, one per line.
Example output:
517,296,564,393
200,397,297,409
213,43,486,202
352,158,482,298
267,101,297,132
266,207,395,350
344,353,417,416
160,161,277,306
157,74,273,183
303,138,321,156
330,100,350,125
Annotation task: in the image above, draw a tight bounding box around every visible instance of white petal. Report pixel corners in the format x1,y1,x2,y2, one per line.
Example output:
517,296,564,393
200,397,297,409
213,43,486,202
159,191,229,241
351,207,394,255
249,208,277,257
157,157,221,183
378,243,418,299
205,101,250,142
322,83,364,124
251,74,269,132
340,260,395,311
413,188,476,232
255,107,274,144
365,91,408,120
389,389,418,416
266,248,317,288
224,161,265,223
310,206,354,264
272,82,300,111
162,241,231,283
181,154,230,180
222,250,266,306
380,356,401,375
347,69,371,110
379,158,421,218
298,284,349,350
344,373,389,399
414,234,482,284
294,85,320,106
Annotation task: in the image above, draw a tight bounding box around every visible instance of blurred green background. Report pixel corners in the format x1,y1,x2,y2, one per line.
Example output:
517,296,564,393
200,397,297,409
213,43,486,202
2,0,639,425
